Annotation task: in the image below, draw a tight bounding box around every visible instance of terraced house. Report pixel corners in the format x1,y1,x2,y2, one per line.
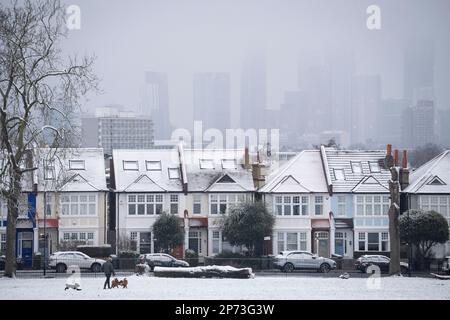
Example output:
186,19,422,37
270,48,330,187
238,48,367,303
260,150,331,256
322,147,392,258
111,145,255,257
403,151,450,259
35,148,109,255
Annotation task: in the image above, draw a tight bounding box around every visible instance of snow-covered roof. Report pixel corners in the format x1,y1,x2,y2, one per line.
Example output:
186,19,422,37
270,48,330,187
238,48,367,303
403,150,450,194
36,148,107,192
323,148,390,194
183,149,255,192
112,149,183,193
259,150,328,193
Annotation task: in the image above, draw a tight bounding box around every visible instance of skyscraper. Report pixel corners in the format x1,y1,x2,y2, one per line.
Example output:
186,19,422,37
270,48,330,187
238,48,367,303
401,100,435,148
350,75,381,146
193,73,231,132
141,72,171,139
240,52,267,130
403,38,434,104
378,99,409,146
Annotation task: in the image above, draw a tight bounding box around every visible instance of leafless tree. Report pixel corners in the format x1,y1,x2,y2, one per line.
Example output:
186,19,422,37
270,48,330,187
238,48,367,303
0,0,98,277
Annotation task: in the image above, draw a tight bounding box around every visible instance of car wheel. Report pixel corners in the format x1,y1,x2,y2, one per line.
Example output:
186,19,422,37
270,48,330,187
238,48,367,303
56,263,67,273
91,263,101,273
320,263,331,273
283,263,294,273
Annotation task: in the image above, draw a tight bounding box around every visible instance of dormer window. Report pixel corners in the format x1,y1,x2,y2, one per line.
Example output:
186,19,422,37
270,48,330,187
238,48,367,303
222,159,237,170
334,169,345,180
123,160,138,171
200,159,214,169
146,160,162,171
369,161,380,173
351,161,362,174
69,160,85,170
168,167,180,179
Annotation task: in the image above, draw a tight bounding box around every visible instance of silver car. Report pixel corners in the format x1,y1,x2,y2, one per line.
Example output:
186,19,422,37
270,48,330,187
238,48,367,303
274,251,337,273
48,251,106,273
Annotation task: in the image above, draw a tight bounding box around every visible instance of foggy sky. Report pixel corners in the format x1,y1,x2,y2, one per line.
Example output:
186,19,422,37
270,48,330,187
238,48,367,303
61,0,450,130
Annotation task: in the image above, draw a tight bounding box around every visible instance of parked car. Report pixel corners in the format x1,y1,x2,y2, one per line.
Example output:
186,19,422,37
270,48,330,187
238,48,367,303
0,255,24,271
355,255,409,274
48,251,106,273
442,256,450,274
139,253,189,271
274,251,337,273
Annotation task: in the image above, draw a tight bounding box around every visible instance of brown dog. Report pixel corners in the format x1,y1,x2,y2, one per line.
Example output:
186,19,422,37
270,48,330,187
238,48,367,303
111,277,128,289
111,278,120,288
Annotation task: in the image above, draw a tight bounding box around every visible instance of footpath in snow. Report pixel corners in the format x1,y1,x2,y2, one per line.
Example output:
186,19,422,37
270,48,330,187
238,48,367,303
1,275,450,300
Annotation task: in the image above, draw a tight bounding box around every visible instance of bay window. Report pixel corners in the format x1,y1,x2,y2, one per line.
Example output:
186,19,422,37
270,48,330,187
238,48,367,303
357,231,389,251
128,194,163,215
209,194,245,214
275,195,309,216
61,193,97,216
355,194,390,216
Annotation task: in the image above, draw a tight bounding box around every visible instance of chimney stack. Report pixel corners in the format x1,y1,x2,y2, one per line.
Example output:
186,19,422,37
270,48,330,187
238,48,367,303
402,150,408,169
384,144,394,168
394,149,399,167
244,147,250,169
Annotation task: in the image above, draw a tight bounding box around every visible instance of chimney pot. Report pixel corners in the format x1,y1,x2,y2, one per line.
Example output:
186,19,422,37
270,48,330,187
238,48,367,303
387,144,392,156
402,150,408,168
394,149,399,166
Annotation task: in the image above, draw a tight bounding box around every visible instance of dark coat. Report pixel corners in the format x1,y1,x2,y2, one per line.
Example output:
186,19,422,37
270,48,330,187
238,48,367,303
102,261,115,275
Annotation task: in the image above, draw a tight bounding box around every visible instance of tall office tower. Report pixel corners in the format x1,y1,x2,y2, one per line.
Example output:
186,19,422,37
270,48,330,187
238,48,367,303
81,106,154,155
240,52,267,130
403,38,434,104
378,99,409,146
141,72,171,139
350,75,381,146
193,72,231,132
437,109,450,147
326,49,355,134
401,100,435,148
280,91,308,136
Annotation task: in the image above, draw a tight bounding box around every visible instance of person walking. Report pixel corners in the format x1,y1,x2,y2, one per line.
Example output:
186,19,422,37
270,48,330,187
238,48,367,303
102,257,115,289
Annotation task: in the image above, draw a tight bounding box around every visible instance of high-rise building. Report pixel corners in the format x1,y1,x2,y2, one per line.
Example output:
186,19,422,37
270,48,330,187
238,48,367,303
141,72,171,139
378,99,409,146
280,91,308,136
193,73,231,132
350,75,381,146
403,38,434,104
437,109,450,148
401,100,435,148
81,106,154,155
240,52,267,130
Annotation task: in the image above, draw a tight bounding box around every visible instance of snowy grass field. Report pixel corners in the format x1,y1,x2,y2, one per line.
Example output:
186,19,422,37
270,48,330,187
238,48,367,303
1,275,450,300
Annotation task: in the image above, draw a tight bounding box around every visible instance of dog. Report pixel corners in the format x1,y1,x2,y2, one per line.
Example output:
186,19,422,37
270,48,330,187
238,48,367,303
111,277,128,289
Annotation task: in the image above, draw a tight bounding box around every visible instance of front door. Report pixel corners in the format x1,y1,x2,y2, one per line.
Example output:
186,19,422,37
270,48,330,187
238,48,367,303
140,232,151,254
18,231,33,268
314,231,329,257
188,231,201,254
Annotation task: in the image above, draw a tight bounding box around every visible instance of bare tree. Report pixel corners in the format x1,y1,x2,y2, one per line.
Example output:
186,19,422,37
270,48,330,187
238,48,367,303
0,0,97,277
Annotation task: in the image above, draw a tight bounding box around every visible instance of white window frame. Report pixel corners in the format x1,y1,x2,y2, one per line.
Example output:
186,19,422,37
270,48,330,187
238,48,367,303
337,195,346,216
199,159,214,169
123,160,139,171
193,194,202,214
168,167,180,179
314,196,323,215
355,194,390,216
274,195,309,216
334,169,345,180
221,159,237,170
357,231,389,252
127,194,164,216
369,161,380,173
69,160,85,170
170,194,179,214
60,193,97,216
209,193,245,215
212,230,220,254
146,160,162,171
351,161,362,174
277,232,308,252
420,195,450,217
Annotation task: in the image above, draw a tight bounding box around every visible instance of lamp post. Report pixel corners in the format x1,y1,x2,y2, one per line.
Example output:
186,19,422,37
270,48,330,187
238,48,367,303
43,191,47,276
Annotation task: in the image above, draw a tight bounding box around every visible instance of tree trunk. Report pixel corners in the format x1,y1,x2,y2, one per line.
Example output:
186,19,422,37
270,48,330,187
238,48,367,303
4,194,19,278
388,174,401,275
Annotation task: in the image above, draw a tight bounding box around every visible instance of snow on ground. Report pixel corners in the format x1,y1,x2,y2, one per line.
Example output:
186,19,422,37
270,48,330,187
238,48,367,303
1,275,449,300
